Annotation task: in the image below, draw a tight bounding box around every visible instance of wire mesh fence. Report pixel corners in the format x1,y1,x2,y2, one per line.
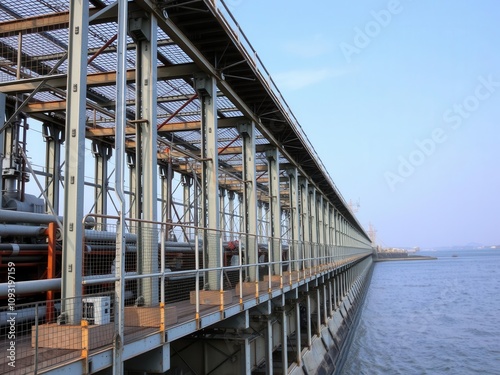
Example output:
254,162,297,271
0,212,371,373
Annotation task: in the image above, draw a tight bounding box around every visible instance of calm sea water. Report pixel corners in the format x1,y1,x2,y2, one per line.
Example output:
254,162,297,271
341,249,500,375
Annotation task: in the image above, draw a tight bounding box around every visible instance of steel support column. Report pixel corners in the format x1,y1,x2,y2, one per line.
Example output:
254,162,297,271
299,178,310,271
266,318,273,375
42,123,63,214
281,307,289,373
114,1,128,372
61,0,88,324
159,164,173,225
127,153,137,221
257,200,264,242
219,187,226,236
196,74,220,289
295,300,302,366
135,14,159,306
306,292,312,348
287,167,300,271
328,206,333,263
182,175,192,240
315,288,321,336
228,190,235,239
266,148,281,276
309,187,317,269
91,141,112,228
318,195,324,267
238,122,258,281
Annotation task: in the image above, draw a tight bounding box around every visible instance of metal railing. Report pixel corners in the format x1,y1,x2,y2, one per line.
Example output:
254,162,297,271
0,214,371,373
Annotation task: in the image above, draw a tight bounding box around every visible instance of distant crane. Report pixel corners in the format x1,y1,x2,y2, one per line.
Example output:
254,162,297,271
348,199,360,214
368,222,377,246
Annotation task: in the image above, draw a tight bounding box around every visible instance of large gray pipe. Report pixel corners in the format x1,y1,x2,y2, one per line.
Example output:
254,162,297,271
0,224,47,237
0,278,61,297
0,209,95,228
84,229,137,242
0,209,61,224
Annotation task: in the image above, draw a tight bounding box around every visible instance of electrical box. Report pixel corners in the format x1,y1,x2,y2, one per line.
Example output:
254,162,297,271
83,296,111,325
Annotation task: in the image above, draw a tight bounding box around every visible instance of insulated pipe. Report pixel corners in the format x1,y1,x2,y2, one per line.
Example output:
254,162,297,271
0,209,61,224
0,278,61,297
0,210,95,228
0,224,47,237
84,229,137,242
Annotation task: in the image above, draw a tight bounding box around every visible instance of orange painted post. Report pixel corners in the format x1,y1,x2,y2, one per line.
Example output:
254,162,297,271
46,222,56,322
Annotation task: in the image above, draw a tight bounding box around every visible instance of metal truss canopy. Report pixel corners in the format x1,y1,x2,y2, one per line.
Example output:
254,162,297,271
0,0,368,239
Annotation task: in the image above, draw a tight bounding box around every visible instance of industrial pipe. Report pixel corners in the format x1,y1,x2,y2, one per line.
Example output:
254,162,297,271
0,209,61,224
0,278,61,297
0,224,47,237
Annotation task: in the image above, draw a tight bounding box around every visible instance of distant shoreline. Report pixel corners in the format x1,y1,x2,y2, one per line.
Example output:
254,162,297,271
374,255,438,262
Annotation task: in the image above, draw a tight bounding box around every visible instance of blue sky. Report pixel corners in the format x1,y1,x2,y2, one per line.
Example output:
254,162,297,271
230,0,500,248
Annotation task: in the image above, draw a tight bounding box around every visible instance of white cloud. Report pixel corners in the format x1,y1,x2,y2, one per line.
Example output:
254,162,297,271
274,67,345,91
283,34,333,58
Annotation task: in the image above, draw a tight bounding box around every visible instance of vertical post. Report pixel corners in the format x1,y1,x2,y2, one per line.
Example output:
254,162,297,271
136,13,159,306
114,0,128,372
62,0,88,325
299,178,310,272
238,122,258,282
195,74,220,290
182,175,192,240
42,123,63,214
309,187,317,270
306,292,312,348
160,164,173,224
281,308,288,372
257,200,263,242
318,195,324,268
295,300,302,366
127,153,137,221
266,148,281,276
46,222,56,322
228,190,235,239
287,168,300,271
219,187,226,238
315,288,321,336
92,141,112,228
266,318,273,375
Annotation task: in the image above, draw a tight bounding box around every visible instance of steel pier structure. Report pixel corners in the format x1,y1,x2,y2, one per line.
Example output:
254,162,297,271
0,1,373,374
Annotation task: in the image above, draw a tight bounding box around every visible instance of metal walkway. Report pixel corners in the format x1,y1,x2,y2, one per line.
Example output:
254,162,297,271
0,1,373,374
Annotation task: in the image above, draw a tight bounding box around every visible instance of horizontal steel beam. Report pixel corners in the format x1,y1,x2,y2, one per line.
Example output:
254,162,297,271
0,64,198,93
